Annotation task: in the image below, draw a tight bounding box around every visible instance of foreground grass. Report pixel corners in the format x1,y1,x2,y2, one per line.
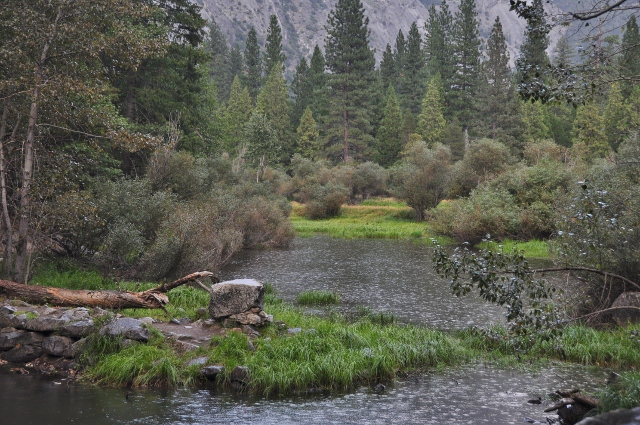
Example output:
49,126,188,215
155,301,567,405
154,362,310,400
476,239,550,259
296,290,340,305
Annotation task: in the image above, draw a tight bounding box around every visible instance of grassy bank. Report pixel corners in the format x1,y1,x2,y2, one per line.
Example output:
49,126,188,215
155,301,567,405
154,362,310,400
476,239,550,259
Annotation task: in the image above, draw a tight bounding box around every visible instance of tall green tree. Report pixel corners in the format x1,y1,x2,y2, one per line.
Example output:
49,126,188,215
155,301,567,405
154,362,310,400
516,0,550,99
264,15,286,75
324,0,376,162
450,0,482,125
424,2,455,97
572,102,609,162
206,18,232,103
604,82,639,151
375,86,404,167
620,15,640,97
398,22,426,115
297,107,322,160
223,76,253,153
521,100,550,143
291,57,310,127
394,29,407,83
552,35,574,68
229,45,244,81
380,44,396,91
243,27,262,102
244,112,278,181
256,65,294,164
473,17,522,148
417,74,447,146
307,45,329,130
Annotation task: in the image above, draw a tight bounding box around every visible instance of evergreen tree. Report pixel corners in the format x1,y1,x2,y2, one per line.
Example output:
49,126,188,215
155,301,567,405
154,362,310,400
223,75,253,153
264,15,286,74
604,82,639,151
417,74,447,146
244,112,279,180
243,26,262,102
572,102,609,162
450,0,482,125
424,2,454,97
375,86,404,167
308,45,329,129
297,106,322,159
256,65,294,164
324,0,376,162
620,15,640,96
473,17,522,148
521,100,550,143
394,29,407,82
399,22,426,115
516,0,550,97
229,45,244,81
547,102,575,148
553,35,574,68
380,44,396,91
291,57,310,127
206,18,232,103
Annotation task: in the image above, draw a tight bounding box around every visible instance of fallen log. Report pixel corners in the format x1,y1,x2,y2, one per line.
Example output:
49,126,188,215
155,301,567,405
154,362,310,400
0,271,218,310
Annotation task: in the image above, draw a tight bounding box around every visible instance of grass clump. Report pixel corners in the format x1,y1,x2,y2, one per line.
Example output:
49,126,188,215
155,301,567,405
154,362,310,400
598,371,640,411
296,290,340,305
476,239,549,259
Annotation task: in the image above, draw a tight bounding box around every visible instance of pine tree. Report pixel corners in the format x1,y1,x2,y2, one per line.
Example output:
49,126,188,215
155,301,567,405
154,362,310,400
398,22,426,115
572,102,609,162
604,82,638,151
521,100,550,143
450,0,482,126
380,44,396,90
375,86,404,167
394,29,407,83
256,65,294,164
229,45,244,81
324,0,376,162
473,17,522,148
516,0,550,97
553,35,574,68
206,19,232,103
417,74,447,146
297,106,322,159
424,2,454,97
308,45,329,128
264,15,286,75
620,15,640,97
223,75,253,153
291,57,310,127
243,26,262,102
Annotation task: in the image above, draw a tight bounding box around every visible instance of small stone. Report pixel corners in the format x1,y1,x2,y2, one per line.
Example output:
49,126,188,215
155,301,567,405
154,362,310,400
176,340,199,352
373,383,385,393
186,357,208,367
230,366,251,384
202,319,215,327
287,327,302,335
170,318,181,325
251,307,261,313
242,325,260,337
177,334,195,341
100,318,150,342
0,306,17,315
265,314,273,323
200,365,224,381
58,320,95,339
246,340,255,352
138,317,154,325
229,312,262,326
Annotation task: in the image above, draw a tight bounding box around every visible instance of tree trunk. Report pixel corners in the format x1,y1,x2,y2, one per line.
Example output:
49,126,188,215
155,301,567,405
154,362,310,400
0,271,217,309
0,103,16,278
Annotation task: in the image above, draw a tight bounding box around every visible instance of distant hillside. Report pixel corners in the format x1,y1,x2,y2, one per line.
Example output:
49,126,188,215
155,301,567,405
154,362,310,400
196,0,567,74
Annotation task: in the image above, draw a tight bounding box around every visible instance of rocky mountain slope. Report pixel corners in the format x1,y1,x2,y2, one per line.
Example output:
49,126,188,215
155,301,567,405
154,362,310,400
196,0,566,70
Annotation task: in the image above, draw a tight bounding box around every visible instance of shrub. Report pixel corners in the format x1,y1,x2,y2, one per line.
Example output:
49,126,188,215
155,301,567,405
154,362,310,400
304,183,349,220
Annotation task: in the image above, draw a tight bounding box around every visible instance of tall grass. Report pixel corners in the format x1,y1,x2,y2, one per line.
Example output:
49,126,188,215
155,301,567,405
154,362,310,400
296,290,340,305
475,239,550,259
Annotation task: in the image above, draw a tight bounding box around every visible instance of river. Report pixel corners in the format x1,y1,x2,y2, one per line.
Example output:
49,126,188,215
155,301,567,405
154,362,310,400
0,236,607,424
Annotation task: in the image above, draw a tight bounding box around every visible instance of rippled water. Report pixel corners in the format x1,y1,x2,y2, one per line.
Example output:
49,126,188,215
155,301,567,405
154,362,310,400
1,236,605,424
0,363,608,425
221,236,504,329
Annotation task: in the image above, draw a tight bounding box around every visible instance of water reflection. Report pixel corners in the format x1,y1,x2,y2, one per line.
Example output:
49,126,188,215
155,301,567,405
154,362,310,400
222,237,504,329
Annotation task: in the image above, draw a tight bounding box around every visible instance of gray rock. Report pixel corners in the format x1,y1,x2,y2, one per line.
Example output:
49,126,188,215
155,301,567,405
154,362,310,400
59,319,95,338
8,300,31,307
287,327,302,335
611,292,640,325
42,336,74,357
138,317,154,325
230,365,251,384
209,279,264,320
22,316,69,333
175,340,199,352
17,331,45,346
242,325,260,337
577,407,640,425
60,308,90,322
100,318,150,342
186,357,208,367
200,365,224,381
63,337,88,359
0,305,17,315
1,344,42,363
0,314,19,328
0,328,24,351
246,340,255,352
